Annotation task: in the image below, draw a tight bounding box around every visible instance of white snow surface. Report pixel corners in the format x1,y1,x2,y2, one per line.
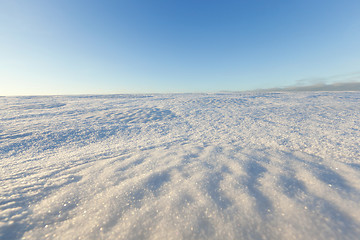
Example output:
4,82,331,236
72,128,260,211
1,92,360,240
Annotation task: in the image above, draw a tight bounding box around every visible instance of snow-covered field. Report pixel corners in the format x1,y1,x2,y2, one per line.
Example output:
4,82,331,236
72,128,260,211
1,92,360,240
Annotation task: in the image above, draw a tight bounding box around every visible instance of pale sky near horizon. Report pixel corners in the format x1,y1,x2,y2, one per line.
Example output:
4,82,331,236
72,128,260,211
1,0,360,95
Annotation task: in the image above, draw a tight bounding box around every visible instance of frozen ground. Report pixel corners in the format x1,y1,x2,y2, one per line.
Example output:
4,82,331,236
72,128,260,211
1,92,360,240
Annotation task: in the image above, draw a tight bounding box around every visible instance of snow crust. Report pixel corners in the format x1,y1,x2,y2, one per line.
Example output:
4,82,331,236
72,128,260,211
1,92,360,239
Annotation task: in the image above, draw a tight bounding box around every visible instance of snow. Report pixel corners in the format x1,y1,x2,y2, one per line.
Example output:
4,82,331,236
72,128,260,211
1,92,360,240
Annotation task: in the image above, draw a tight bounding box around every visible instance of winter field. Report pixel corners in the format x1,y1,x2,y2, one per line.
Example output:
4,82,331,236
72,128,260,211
1,92,360,240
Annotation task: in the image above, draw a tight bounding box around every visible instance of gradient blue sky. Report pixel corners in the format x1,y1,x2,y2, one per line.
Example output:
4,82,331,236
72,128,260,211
1,0,360,95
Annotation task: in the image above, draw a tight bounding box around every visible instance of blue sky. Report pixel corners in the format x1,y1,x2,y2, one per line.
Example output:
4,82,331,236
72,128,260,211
1,0,360,95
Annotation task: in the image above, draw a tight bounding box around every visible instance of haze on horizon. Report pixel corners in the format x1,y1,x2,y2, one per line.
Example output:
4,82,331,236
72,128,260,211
1,0,360,96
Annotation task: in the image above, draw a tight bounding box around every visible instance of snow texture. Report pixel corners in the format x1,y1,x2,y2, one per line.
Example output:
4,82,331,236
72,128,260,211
1,92,360,240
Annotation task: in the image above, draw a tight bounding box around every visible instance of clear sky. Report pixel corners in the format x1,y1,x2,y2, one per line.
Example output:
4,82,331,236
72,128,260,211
1,0,360,95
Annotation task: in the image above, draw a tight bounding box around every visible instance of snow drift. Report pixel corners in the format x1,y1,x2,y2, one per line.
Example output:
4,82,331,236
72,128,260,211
1,92,360,239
